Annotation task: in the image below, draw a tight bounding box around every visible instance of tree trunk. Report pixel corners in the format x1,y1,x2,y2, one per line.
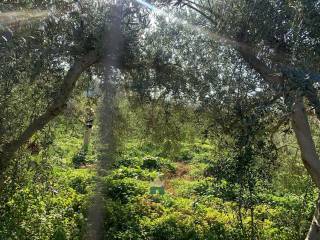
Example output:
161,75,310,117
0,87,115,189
83,108,95,151
291,98,320,188
0,50,98,184
305,195,320,240
85,5,123,240
235,43,320,240
83,127,92,151
291,98,320,240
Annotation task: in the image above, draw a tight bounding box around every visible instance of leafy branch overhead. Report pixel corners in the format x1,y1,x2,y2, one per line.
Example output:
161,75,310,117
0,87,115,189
0,0,320,239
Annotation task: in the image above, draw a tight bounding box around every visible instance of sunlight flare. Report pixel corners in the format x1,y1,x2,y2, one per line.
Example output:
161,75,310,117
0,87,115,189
0,10,49,28
133,0,238,47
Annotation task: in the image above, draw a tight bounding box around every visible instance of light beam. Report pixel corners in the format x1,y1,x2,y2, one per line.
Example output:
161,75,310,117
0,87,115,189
0,10,49,28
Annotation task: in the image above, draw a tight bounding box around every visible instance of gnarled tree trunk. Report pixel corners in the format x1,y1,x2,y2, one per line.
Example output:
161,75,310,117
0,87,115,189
0,50,98,186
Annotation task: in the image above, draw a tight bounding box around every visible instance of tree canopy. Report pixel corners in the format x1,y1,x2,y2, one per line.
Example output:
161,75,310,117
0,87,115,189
1,0,320,239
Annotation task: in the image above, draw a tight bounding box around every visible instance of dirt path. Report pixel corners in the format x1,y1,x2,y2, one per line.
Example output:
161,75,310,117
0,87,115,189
164,162,191,195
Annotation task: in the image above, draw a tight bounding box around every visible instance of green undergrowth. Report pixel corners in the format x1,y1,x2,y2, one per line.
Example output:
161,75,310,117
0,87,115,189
0,118,97,240
0,122,316,240
99,141,315,240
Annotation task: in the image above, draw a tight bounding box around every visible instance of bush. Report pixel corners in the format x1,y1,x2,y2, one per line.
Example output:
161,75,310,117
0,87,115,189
141,156,176,173
144,210,233,240
69,175,93,195
176,149,193,162
142,156,162,170
114,156,143,168
72,150,87,167
52,226,67,240
148,213,199,240
103,178,148,203
104,201,145,240
110,167,156,181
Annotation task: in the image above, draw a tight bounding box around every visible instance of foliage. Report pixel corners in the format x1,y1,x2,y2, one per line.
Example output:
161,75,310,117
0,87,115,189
1,1,320,239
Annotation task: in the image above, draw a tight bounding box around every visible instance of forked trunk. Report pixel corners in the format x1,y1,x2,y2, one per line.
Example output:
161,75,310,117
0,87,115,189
305,195,320,240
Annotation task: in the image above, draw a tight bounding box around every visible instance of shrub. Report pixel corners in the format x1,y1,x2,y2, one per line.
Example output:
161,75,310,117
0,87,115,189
72,150,87,167
114,156,143,168
69,175,93,194
141,156,176,173
103,178,148,203
176,149,193,162
147,212,199,240
104,201,145,240
110,167,156,181
142,156,162,170
52,226,67,240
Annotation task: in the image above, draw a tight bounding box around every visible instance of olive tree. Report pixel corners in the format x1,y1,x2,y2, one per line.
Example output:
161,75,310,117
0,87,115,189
0,0,150,186
167,1,320,238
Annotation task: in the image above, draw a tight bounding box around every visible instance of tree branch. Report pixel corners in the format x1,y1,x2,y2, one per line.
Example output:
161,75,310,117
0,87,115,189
0,50,99,178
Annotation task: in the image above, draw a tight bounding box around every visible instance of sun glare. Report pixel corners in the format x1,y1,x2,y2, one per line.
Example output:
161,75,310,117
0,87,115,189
0,10,48,29
133,0,238,47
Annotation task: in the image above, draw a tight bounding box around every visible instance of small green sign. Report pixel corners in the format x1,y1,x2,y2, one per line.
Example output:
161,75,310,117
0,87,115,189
150,186,165,195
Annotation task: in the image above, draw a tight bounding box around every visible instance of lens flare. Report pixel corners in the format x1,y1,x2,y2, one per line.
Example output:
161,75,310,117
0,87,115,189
135,0,157,11
133,0,238,47
0,10,49,28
